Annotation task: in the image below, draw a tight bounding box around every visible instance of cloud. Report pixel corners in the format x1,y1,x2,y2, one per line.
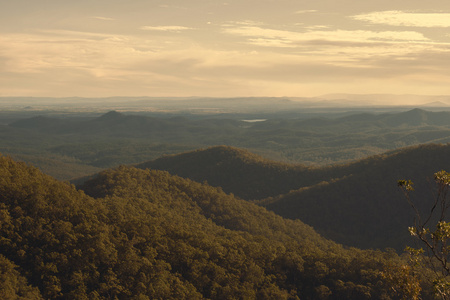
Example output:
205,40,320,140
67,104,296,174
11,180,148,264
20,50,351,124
295,10,318,14
352,11,450,28
92,16,115,21
304,25,331,30
229,20,264,26
222,25,430,48
34,29,116,40
140,26,193,32
219,23,450,77
0,31,151,75
158,4,187,10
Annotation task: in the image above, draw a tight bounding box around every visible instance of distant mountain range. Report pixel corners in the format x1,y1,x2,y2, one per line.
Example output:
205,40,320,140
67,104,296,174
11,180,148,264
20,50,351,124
10,108,450,137
317,94,450,107
2,95,450,114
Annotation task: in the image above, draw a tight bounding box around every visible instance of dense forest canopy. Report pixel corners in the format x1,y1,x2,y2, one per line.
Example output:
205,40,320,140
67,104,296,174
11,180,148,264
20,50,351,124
0,154,436,299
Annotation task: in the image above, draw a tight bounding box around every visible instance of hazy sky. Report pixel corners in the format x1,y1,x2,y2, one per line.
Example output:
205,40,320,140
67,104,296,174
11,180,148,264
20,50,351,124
2,0,450,98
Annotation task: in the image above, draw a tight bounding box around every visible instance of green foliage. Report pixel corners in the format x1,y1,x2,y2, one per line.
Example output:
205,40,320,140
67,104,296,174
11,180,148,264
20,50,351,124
380,261,421,300
399,170,450,299
0,254,43,299
398,180,414,191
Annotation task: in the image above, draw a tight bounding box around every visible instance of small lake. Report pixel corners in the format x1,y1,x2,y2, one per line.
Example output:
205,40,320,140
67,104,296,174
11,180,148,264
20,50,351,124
241,119,267,123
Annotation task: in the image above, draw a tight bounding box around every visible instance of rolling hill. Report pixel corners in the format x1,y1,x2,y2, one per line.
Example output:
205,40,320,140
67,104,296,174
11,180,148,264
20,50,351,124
137,143,450,251
137,145,322,200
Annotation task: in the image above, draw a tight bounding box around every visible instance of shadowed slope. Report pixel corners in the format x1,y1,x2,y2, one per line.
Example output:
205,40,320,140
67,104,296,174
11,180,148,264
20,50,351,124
137,143,450,251
137,145,325,200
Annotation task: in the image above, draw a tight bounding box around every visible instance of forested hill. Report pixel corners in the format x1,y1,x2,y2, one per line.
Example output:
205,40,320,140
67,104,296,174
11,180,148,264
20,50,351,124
8,110,241,139
137,143,450,251
137,145,323,200
0,155,421,299
262,143,450,251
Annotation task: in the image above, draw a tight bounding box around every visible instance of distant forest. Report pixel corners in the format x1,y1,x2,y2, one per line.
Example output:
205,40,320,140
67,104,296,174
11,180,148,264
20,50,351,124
3,108,450,181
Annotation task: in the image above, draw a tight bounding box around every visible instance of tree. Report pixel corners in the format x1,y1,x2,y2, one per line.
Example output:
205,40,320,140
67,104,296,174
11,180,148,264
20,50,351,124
398,170,450,299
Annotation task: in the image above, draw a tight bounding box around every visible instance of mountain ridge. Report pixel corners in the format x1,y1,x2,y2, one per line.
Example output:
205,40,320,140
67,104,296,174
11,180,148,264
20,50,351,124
136,145,319,200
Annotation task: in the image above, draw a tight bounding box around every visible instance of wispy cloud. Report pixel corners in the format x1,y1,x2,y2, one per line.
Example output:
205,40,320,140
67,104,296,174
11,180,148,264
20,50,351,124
223,25,430,48
140,26,193,32
352,11,450,27
228,20,265,26
34,29,115,40
158,4,187,10
304,25,331,30
295,10,318,14
92,16,115,21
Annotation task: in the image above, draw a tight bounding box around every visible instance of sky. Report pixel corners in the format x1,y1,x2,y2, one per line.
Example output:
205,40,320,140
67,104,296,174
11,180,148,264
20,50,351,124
2,0,450,99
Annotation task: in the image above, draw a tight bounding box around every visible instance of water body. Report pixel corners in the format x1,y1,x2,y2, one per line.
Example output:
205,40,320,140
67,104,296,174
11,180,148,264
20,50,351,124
241,119,267,123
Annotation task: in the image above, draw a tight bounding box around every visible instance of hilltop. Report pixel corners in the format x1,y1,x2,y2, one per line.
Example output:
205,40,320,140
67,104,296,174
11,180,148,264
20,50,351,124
137,145,319,200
